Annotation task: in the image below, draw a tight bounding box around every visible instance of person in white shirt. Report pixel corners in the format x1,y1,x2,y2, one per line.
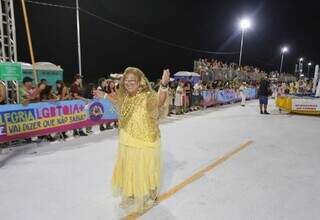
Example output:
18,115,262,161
239,82,246,107
175,81,184,114
192,81,202,110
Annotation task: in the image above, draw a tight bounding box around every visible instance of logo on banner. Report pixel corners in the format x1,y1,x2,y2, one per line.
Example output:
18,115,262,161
89,102,104,121
0,125,6,136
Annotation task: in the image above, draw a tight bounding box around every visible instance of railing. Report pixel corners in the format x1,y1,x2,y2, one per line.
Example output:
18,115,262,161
201,88,257,107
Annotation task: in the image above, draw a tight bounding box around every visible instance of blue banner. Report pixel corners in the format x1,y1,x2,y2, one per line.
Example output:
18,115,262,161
0,99,118,142
201,88,257,106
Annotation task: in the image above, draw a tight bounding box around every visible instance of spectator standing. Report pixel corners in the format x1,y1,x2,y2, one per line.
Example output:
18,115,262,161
0,82,6,150
185,79,193,111
193,80,202,110
39,84,57,102
55,80,70,139
70,74,88,136
105,80,117,129
239,82,246,107
39,78,48,86
83,83,96,100
84,83,97,134
18,77,45,143
0,81,6,104
168,82,175,115
97,78,108,131
56,80,70,100
258,77,271,114
19,77,45,105
175,81,184,114
38,84,57,142
97,77,107,92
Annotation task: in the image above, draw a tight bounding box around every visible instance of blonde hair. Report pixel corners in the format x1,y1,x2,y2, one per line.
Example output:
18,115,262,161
117,67,153,99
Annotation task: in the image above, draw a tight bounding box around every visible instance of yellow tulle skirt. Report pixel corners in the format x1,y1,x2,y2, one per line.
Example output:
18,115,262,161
112,140,161,213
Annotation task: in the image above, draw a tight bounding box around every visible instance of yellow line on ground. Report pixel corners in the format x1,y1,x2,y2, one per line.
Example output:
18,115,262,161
122,140,253,220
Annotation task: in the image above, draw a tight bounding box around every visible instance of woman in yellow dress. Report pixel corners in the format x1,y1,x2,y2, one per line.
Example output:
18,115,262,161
96,67,170,213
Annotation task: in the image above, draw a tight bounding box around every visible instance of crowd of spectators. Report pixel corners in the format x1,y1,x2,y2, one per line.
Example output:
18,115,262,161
272,79,314,97
194,58,267,81
151,77,258,115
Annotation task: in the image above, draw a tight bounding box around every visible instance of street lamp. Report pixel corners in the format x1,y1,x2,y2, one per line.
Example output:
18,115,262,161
308,62,312,78
279,46,288,74
238,18,251,68
298,57,304,77
76,0,82,77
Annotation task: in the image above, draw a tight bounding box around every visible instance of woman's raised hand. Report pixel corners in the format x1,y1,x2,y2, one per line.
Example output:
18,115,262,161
161,69,170,86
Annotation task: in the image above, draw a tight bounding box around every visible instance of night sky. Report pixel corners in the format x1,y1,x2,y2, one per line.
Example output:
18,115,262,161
14,0,320,83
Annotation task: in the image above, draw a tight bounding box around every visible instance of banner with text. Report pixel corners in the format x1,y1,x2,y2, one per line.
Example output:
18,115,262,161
0,99,118,142
292,98,320,112
202,88,257,107
202,90,218,107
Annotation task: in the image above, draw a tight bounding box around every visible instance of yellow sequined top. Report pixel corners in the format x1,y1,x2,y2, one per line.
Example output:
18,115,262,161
117,91,160,148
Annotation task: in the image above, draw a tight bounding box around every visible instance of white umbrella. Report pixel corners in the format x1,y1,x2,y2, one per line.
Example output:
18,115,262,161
174,71,200,77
